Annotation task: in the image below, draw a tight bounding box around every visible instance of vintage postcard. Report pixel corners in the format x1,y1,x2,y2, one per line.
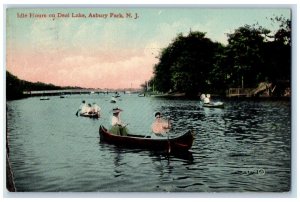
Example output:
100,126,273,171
5,6,292,194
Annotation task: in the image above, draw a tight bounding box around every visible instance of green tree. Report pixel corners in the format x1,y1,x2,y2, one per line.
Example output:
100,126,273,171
153,46,174,92
6,71,80,100
262,16,291,96
208,42,228,94
272,16,291,46
151,15,291,97
153,31,218,96
226,25,267,88
6,71,24,100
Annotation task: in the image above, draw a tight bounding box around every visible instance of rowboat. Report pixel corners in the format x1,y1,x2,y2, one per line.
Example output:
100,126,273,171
202,101,224,108
80,112,100,119
40,97,50,100
200,94,224,108
110,97,117,103
99,125,195,152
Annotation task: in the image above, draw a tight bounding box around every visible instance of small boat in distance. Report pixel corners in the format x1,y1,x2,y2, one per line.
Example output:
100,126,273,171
40,96,50,100
200,94,224,108
80,112,100,119
110,97,117,103
114,92,121,97
202,101,224,108
99,125,195,152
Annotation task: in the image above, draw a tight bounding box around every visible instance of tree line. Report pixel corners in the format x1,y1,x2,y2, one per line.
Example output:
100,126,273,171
6,71,80,100
147,16,291,97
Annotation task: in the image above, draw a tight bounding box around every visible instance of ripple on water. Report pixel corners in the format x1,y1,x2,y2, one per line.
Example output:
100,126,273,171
6,97,291,192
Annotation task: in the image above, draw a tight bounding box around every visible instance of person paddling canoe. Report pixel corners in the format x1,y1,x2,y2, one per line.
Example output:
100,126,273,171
109,107,128,136
151,112,171,136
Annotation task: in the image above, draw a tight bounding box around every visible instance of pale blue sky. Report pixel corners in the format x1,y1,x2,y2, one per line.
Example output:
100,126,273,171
7,8,291,47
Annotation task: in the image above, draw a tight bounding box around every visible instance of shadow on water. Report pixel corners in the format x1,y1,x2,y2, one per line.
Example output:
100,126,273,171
98,140,195,192
149,150,194,164
99,140,194,163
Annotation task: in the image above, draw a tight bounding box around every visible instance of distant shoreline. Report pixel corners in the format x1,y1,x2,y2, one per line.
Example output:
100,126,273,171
149,92,291,100
5,91,291,101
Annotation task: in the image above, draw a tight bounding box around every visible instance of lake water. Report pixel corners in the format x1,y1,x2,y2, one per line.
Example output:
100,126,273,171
6,94,291,192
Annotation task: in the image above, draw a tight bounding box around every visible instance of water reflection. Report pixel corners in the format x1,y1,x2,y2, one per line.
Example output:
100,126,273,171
149,150,194,164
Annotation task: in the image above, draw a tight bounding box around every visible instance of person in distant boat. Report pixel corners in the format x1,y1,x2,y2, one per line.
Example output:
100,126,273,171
91,102,101,116
76,100,89,116
109,107,128,136
201,94,211,104
87,103,93,114
204,97,210,104
151,112,171,136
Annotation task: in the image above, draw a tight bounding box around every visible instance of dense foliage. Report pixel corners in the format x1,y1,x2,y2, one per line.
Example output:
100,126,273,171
150,17,291,97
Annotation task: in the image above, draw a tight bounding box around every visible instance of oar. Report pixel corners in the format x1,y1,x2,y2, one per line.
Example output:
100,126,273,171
166,116,171,153
119,123,129,136
121,123,129,129
167,116,171,129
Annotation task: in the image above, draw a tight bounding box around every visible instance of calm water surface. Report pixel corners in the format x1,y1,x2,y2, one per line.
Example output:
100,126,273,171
6,94,291,192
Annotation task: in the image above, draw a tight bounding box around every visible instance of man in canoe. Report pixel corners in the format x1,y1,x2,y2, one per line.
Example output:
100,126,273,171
109,107,128,136
151,112,171,136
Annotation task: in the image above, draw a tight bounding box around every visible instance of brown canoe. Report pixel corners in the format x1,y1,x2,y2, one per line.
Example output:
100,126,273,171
99,125,195,152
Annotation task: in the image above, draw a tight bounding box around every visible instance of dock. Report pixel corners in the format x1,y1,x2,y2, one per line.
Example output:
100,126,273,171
227,88,255,97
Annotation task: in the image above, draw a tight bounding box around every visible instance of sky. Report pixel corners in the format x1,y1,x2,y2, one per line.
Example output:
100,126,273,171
6,7,291,89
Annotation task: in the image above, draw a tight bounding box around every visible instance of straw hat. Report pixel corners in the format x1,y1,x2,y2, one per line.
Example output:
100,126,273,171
155,112,161,118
